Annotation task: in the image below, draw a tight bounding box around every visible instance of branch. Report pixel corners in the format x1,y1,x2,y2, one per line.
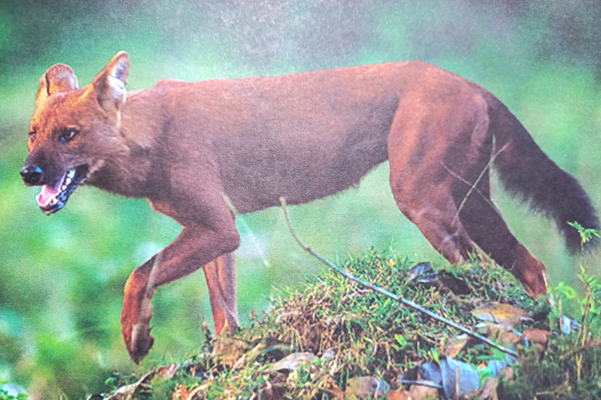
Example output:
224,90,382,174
279,197,517,358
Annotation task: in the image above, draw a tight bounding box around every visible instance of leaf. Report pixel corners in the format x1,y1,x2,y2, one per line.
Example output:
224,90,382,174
395,334,408,348
520,329,550,348
444,335,469,357
407,262,434,279
345,376,390,399
471,303,529,330
486,325,521,345
105,364,156,400
560,315,581,334
269,351,317,372
409,383,439,400
155,363,179,380
439,356,480,398
386,390,411,400
418,362,442,384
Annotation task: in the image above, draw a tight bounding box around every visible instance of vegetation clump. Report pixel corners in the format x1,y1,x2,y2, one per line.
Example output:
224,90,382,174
95,249,600,399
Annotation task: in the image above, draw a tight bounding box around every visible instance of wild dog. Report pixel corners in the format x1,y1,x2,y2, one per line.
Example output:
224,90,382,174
21,52,598,362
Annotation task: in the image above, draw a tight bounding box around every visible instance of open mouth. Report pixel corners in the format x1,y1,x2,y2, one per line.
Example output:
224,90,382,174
37,165,89,215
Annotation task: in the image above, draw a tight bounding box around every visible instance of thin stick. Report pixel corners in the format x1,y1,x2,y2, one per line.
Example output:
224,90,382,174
279,197,517,358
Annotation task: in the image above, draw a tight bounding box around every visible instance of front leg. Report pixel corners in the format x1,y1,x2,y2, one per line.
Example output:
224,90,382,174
121,220,240,363
203,251,239,335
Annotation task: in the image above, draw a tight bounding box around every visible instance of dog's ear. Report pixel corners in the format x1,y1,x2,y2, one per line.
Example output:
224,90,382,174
36,64,79,107
92,51,130,112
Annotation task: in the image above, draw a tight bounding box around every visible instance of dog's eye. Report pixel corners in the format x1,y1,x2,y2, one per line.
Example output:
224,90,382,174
60,128,78,143
28,131,36,143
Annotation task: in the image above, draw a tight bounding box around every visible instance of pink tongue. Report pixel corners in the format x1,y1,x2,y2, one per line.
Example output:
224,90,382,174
36,177,63,208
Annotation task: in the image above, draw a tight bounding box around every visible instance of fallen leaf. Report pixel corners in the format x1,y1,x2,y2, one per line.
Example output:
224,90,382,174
486,325,520,345
444,335,469,357
172,384,189,400
407,262,434,280
560,315,581,334
105,365,156,400
269,352,317,372
521,329,550,349
471,303,529,330
386,390,411,400
439,356,480,398
409,383,439,400
155,363,179,380
345,376,390,399
418,362,442,385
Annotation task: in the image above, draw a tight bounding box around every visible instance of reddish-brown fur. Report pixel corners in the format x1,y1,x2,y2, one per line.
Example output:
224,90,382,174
23,52,598,363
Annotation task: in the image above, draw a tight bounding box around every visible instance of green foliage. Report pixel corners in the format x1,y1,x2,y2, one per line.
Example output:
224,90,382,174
500,289,601,399
500,227,601,399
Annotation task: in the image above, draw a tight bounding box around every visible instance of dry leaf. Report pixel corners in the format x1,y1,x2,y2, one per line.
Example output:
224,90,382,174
439,356,480,398
521,329,550,349
386,389,411,400
269,352,317,372
156,363,179,381
486,325,520,345
471,303,529,330
409,383,439,400
445,335,468,357
172,384,189,400
345,376,390,399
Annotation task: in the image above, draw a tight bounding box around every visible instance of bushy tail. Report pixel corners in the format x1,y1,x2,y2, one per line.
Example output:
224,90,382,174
488,95,599,252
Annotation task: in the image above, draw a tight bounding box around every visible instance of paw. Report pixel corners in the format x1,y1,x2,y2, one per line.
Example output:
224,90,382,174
127,323,155,364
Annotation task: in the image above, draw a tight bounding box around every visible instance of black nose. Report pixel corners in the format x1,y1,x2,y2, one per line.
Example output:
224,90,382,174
20,165,43,185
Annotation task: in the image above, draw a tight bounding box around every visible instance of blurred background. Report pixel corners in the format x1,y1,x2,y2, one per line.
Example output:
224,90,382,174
1,0,600,398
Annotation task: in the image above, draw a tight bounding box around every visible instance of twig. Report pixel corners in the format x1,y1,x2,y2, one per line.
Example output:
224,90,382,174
443,143,509,225
279,197,518,358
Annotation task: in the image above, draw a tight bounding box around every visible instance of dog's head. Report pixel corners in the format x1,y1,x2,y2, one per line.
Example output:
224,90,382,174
21,52,130,214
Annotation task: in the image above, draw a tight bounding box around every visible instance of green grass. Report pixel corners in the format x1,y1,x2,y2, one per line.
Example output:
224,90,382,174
84,249,601,399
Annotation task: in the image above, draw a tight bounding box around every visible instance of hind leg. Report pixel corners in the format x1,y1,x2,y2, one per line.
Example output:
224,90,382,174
387,98,479,266
389,149,477,265
390,179,476,265
456,173,548,297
